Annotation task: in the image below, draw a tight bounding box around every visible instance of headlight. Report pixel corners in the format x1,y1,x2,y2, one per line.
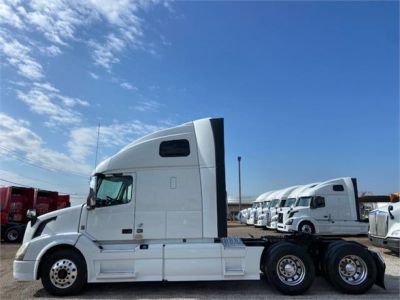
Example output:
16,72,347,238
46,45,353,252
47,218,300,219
15,242,29,261
286,219,294,225
391,230,400,237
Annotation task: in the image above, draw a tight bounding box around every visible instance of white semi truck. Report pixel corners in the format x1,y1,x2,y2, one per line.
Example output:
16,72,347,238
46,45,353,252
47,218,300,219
267,186,299,230
369,202,400,253
246,196,264,225
257,190,281,228
283,178,369,235
255,191,274,227
277,183,320,232
14,118,384,296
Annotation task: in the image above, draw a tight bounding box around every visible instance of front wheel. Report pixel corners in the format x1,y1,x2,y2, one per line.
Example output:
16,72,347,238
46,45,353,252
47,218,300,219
41,249,87,296
263,242,315,295
326,244,376,294
298,221,315,234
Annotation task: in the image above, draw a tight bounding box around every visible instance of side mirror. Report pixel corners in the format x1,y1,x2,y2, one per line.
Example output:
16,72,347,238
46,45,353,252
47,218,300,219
87,176,99,209
26,209,38,226
388,205,394,220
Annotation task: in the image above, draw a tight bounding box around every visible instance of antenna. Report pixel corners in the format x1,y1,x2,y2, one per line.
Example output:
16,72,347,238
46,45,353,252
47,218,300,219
94,123,100,168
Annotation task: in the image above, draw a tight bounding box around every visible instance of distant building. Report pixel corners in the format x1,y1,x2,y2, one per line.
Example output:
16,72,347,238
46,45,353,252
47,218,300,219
227,195,257,220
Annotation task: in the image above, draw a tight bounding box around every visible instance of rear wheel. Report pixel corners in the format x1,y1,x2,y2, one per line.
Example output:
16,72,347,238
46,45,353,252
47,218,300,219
41,249,87,296
4,227,22,243
298,221,315,234
326,244,376,294
263,242,315,295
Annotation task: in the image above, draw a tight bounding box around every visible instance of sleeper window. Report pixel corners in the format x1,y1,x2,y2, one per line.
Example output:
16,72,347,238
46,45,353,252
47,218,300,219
333,185,344,192
159,139,190,157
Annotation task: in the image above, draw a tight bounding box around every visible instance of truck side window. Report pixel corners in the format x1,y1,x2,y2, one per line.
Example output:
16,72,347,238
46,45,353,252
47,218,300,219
314,196,325,208
96,176,133,207
159,139,190,157
333,185,344,191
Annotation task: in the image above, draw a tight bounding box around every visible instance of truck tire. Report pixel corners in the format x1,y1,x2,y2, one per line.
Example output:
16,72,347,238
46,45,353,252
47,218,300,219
41,249,87,296
298,221,315,234
263,242,315,295
4,227,22,243
325,243,376,294
321,241,348,276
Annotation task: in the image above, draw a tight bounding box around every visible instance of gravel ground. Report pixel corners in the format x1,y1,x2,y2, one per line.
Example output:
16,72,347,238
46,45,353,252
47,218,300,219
0,222,399,299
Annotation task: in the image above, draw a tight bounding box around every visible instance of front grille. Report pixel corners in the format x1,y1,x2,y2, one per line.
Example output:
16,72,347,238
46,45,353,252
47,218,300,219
278,213,283,223
376,211,388,237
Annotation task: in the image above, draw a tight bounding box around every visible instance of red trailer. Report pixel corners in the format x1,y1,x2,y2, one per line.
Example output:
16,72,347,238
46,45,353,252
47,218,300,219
33,189,59,216
1,187,34,242
1,187,70,242
57,194,71,209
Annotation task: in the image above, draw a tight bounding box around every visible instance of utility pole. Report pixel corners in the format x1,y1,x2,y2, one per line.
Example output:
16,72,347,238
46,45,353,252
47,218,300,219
238,156,242,213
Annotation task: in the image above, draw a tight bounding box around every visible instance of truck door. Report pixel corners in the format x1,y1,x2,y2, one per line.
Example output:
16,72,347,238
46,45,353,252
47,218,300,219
310,196,330,231
85,174,135,241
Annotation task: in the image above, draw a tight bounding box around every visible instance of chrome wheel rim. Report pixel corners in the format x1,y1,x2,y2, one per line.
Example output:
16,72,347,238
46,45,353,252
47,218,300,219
338,255,368,285
50,259,77,289
300,224,312,233
276,255,306,286
7,229,18,241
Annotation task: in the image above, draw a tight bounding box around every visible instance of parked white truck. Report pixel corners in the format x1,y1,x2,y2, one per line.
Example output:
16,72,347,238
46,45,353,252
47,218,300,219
14,118,384,296
277,183,319,232
369,202,400,253
283,178,369,235
256,190,280,228
267,186,299,230
254,191,273,227
255,191,274,227
246,196,264,226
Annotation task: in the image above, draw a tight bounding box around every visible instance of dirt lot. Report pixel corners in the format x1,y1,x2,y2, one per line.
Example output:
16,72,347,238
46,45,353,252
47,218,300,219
1,222,399,299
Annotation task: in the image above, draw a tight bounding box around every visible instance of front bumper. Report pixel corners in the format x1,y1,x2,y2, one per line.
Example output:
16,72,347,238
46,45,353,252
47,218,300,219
255,219,266,227
267,221,278,229
369,235,400,253
13,260,36,281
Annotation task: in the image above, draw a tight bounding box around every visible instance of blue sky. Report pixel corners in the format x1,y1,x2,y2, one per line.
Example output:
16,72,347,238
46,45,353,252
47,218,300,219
0,1,398,204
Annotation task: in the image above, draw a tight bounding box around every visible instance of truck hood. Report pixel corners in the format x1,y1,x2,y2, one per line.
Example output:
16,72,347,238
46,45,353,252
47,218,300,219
24,205,84,243
37,204,83,222
290,207,309,214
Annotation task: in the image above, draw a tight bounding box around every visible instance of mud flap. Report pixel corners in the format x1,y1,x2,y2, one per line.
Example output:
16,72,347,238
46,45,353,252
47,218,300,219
370,250,385,289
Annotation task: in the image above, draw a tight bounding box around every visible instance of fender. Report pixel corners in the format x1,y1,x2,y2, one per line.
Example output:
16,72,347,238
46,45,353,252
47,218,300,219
24,233,81,279
293,217,319,233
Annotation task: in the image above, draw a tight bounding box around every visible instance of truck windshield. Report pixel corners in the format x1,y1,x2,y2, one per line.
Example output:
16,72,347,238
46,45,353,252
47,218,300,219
296,197,312,207
285,198,296,207
263,201,270,208
95,176,133,207
270,199,279,208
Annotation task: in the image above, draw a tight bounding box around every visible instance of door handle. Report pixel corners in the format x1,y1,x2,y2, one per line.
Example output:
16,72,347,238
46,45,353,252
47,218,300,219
323,216,328,218
122,229,133,234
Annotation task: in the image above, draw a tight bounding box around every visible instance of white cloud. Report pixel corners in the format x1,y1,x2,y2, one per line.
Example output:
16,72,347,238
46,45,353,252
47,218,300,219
0,32,44,80
68,121,163,161
133,100,160,112
16,82,90,126
0,0,25,29
40,45,62,56
17,89,81,126
120,82,137,91
33,82,59,93
0,113,92,175
1,0,169,75
89,72,99,79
